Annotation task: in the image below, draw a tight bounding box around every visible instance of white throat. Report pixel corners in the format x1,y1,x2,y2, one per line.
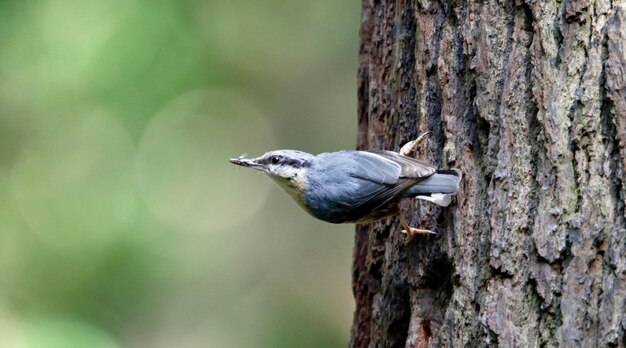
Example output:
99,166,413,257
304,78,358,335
267,166,308,201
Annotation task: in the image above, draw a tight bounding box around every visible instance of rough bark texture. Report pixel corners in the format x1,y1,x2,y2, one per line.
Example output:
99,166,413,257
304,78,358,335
350,0,626,347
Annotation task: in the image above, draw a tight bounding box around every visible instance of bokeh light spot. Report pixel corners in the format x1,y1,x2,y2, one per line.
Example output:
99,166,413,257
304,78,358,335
23,315,118,348
138,88,275,234
11,113,138,250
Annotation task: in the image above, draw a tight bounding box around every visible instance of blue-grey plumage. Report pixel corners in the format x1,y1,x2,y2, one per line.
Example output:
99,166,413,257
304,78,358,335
229,146,462,235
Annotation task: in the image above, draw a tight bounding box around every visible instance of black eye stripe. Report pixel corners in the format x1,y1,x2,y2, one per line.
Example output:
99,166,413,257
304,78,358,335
285,159,299,167
285,158,309,168
261,154,310,168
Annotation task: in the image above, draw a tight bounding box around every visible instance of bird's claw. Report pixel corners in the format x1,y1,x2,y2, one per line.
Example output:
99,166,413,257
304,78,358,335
399,131,431,156
401,228,437,236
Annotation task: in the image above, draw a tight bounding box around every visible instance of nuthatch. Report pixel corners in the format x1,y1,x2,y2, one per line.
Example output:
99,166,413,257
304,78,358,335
229,132,461,235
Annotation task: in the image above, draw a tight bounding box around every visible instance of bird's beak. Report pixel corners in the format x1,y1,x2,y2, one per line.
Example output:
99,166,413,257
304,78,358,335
229,156,266,171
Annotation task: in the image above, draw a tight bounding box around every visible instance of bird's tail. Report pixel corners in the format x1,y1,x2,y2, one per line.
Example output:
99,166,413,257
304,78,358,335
403,168,462,207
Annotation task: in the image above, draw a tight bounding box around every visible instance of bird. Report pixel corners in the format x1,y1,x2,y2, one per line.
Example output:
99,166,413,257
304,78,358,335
229,132,461,235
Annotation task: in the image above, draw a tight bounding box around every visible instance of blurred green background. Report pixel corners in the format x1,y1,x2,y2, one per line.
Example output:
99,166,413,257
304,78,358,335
0,1,359,347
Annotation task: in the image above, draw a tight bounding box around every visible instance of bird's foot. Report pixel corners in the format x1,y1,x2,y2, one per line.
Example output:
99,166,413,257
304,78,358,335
397,213,436,238
399,131,431,156
401,227,437,236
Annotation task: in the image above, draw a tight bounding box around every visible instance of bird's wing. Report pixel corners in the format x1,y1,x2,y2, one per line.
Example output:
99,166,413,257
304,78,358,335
349,150,436,184
346,150,437,211
367,150,437,179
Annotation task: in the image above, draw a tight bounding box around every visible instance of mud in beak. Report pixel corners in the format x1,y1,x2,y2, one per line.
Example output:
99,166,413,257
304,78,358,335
229,156,266,171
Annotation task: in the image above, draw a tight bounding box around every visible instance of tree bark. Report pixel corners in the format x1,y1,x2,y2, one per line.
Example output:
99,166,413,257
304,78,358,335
350,0,626,347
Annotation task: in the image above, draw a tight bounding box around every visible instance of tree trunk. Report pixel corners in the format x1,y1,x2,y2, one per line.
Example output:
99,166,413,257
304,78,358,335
350,0,626,347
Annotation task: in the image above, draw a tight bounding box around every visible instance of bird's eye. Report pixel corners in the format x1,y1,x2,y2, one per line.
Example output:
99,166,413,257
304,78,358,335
270,156,280,165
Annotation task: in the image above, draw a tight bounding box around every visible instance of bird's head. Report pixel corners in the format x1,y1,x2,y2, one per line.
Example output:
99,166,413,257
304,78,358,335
229,150,314,193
